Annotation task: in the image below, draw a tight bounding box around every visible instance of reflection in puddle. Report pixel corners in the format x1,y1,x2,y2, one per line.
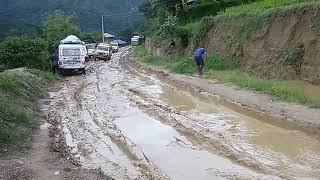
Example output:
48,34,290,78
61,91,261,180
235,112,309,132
115,108,260,180
159,84,320,177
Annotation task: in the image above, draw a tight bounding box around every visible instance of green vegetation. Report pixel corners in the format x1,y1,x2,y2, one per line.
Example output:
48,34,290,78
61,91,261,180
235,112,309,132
136,45,320,108
208,0,320,52
0,0,144,39
137,48,237,74
0,11,84,71
135,45,148,57
207,70,320,108
0,11,76,148
41,10,81,52
0,69,55,146
283,43,304,73
138,0,320,108
0,36,49,70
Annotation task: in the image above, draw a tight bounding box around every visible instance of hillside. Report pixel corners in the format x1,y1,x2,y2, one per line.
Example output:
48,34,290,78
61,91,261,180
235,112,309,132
0,0,144,39
144,0,320,84
141,0,320,107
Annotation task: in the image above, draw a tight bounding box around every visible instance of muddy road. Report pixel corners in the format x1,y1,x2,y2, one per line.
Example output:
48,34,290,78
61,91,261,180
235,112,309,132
48,47,320,179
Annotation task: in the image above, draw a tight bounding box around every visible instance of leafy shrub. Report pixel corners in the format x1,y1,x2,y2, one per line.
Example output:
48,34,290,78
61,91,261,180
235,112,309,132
283,43,304,73
205,54,237,71
0,36,50,70
170,57,196,74
135,45,148,57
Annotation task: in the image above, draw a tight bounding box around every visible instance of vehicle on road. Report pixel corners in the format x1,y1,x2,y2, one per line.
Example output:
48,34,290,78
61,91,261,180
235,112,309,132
110,41,119,53
131,36,140,46
85,43,96,59
58,35,87,75
95,43,112,61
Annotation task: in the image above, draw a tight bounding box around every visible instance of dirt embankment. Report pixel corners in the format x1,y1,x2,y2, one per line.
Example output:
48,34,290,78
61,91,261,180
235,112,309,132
127,53,320,131
200,8,320,84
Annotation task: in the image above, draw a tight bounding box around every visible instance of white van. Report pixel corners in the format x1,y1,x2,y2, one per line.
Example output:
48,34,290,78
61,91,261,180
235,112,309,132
58,44,87,74
131,37,139,46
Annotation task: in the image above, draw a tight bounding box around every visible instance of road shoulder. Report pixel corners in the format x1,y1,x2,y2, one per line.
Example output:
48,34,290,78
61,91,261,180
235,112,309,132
127,54,320,130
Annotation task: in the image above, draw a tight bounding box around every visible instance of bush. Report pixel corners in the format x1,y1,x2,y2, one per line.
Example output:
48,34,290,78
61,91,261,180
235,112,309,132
283,43,304,73
0,36,50,70
135,45,148,57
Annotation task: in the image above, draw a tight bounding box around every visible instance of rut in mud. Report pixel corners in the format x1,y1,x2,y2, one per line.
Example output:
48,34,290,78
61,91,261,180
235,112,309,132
49,48,320,179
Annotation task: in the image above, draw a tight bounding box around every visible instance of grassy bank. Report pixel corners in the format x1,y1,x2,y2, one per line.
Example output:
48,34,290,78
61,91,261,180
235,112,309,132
0,68,55,148
135,46,320,108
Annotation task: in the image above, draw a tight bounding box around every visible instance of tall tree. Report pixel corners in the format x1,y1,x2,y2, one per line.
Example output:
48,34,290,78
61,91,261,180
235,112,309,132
42,11,80,51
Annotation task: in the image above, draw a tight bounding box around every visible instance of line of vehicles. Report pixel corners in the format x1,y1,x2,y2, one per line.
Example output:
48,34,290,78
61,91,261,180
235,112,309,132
57,35,120,75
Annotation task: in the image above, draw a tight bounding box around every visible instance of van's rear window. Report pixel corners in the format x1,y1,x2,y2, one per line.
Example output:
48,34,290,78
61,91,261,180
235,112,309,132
62,48,81,56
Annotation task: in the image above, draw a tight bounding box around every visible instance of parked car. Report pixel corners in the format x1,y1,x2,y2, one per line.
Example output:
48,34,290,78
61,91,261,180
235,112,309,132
58,35,87,75
85,43,96,59
110,41,119,53
95,43,112,61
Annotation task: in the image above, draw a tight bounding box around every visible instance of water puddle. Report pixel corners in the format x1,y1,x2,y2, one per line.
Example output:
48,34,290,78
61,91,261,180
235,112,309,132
115,107,261,179
159,84,320,177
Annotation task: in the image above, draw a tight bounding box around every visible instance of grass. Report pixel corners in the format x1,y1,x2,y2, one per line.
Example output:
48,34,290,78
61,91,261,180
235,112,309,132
198,0,320,58
207,70,320,108
219,0,318,19
0,68,55,147
136,46,320,108
135,45,148,57
141,53,237,74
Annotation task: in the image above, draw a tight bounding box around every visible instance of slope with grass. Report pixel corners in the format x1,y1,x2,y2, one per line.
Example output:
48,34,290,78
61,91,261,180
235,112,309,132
200,0,320,84
137,41,320,108
0,68,55,149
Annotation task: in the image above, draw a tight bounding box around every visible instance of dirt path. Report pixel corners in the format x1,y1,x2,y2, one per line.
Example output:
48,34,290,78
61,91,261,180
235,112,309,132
18,47,320,179
128,58,320,130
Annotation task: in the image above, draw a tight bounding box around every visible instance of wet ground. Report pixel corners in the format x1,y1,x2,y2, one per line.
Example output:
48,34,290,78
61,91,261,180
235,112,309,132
45,47,320,179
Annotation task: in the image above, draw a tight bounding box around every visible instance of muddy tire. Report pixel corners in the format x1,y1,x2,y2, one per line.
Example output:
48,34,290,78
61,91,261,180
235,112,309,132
81,68,86,75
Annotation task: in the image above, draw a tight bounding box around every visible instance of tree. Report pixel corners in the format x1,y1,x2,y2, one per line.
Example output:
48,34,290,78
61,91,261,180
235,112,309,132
80,31,102,43
0,36,49,70
42,10,80,52
117,28,134,42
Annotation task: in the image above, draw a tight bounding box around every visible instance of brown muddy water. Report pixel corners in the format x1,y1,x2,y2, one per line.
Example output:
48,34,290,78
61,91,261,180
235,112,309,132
158,83,320,178
47,48,320,179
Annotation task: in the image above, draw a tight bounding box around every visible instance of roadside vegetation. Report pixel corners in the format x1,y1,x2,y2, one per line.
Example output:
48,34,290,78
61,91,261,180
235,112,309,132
136,45,320,108
0,10,85,148
138,0,320,108
0,69,55,147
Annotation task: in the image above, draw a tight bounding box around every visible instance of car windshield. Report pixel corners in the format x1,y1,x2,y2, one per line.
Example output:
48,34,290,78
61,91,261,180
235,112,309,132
98,46,110,51
86,45,95,49
62,48,81,56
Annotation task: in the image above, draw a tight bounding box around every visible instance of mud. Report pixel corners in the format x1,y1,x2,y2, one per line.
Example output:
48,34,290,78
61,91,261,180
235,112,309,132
126,50,320,179
12,47,318,179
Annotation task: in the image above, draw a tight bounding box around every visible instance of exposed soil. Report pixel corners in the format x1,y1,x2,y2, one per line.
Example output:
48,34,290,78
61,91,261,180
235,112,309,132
127,53,320,131
200,8,320,84
2,47,320,179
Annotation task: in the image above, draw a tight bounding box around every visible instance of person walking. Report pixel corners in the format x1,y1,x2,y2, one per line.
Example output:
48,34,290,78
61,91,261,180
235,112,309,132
193,47,207,75
50,50,59,74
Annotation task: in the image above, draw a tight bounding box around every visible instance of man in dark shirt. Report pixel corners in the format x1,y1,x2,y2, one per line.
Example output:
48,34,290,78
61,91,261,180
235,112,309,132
50,51,59,74
193,48,207,75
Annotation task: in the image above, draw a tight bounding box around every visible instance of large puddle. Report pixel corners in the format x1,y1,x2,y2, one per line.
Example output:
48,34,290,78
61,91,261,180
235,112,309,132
159,84,320,177
115,106,263,179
